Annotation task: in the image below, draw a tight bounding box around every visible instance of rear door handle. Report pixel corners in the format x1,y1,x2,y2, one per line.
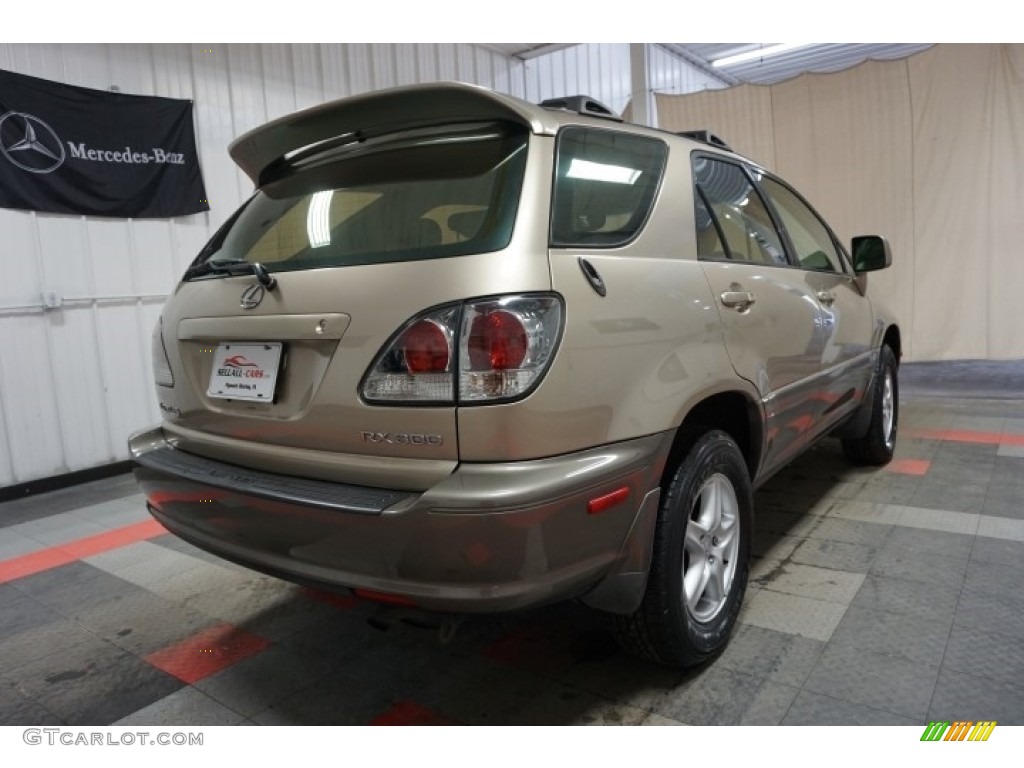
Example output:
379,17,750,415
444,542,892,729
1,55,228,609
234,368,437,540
720,291,756,310
816,290,836,306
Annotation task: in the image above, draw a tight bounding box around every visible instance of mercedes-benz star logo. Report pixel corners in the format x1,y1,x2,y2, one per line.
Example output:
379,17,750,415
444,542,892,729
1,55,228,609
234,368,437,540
240,284,265,310
0,112,66,174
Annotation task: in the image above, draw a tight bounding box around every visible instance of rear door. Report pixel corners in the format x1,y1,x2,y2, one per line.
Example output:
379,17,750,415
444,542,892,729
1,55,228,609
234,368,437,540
755,173,875,425
692,154,827,474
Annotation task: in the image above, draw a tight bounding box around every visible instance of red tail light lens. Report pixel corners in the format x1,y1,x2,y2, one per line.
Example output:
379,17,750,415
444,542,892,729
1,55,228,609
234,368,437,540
468,310,528,370
362,295,562,405
400,320,450,373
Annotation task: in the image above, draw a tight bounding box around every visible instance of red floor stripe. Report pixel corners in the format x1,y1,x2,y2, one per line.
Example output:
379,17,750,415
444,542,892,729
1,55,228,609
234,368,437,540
907,428,1024,446
0,518,166,584
370,700,456,726
885,458,932,476
144,623,271,684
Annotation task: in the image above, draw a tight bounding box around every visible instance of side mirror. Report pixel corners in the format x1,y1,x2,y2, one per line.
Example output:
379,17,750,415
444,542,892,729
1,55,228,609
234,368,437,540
851,235,892,273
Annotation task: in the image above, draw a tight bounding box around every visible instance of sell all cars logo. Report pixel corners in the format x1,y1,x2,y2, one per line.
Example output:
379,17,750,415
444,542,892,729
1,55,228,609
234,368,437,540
217,355,265,379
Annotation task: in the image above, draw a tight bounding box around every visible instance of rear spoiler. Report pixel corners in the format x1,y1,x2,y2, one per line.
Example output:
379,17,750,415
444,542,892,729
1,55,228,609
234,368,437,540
229,82,559,186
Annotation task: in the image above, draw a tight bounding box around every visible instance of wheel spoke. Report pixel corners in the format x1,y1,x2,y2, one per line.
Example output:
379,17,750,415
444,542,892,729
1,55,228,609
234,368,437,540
701,478,722,532
705,559,726,602
684,559,710,613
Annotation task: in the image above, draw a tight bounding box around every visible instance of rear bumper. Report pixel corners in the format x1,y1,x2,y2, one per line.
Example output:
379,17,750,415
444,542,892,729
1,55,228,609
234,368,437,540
130,427,672,613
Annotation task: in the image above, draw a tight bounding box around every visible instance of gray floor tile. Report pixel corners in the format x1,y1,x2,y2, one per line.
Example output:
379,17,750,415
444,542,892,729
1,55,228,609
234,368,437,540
942,625,1024,683
0,583,22,610
12,561,146,615
0,473,138,528
9,634,184,725
870,546,968,588
781,690,918,725
655,665,769,726
752,531,803,560
882,526,975,559
954,586,1024,641
750,562,864,604
850,481,920,505
740,589,849,642
828,605,951,666
803,644,940,719
197,645,349,718
114,686,246,726
0,678,65,725
7,512,110,547
558,652,686,713
803,516,893,547
790,537,878,573
75,590,218,657
962,559,1024,597
0,620,103,672
976,516,1024,542
75,503,150,531
739,681,800,725
0,530,43,560
966,536,1024,569
251,668,423,725
911,484,988,513
503,684,649,725
982,492,1024,520
0,595,63,642
716,623,825,688
929,668,1024,725
850,575,959,624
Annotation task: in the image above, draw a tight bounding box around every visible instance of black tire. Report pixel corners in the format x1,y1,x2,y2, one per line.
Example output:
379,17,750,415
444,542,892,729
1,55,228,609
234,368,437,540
842,345,899,465
614,430,752,668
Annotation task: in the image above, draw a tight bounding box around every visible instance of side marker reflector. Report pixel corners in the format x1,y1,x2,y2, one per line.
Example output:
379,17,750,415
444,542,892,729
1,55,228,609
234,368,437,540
587,486,630,515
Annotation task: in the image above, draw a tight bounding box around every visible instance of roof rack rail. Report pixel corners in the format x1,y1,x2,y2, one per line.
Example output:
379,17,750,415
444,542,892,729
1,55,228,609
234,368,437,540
539,95,623,122
676,130,732,152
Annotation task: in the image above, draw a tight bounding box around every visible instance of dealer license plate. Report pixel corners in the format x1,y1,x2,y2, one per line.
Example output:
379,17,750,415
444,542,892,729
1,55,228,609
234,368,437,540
207,342,283,402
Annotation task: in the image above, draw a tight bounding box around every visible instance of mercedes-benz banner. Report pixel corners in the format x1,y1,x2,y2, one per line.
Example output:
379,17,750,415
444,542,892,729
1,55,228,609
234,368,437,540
0,68,209,218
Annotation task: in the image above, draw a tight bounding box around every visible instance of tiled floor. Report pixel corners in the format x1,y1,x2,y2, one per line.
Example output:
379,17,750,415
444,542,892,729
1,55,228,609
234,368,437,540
1,393,1023,726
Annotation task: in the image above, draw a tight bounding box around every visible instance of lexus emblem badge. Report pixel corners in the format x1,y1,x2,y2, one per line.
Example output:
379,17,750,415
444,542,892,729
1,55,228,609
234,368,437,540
240,283,265,310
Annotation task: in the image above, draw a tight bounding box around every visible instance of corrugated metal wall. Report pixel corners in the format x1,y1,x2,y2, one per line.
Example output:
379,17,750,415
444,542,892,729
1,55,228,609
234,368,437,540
0,43,711,487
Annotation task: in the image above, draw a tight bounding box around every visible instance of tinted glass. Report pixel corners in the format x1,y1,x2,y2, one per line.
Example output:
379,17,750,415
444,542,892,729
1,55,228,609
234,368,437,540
693,156,788,266
190,123,529,274
551,127,668,247
759,176,844,273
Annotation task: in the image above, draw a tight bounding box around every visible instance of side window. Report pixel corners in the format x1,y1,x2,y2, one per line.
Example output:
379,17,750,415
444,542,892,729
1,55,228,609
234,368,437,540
759,176,844,273
693,156,788,266
694,189,728,260
551,127,668,247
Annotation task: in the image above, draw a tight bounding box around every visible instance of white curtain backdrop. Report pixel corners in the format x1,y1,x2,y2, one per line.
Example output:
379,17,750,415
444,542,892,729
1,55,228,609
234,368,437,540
656,44,1024,362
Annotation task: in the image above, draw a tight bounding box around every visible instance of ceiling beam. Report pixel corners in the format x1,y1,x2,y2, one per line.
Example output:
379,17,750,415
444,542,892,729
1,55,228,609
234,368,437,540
658,44,739,86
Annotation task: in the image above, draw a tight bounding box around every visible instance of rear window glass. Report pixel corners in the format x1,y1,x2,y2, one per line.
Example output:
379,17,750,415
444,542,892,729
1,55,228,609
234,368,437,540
550,127,667,247
192,123,529,274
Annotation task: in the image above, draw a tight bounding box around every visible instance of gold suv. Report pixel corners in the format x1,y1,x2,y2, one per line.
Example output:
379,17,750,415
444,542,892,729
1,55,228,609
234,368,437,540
131,83,900,667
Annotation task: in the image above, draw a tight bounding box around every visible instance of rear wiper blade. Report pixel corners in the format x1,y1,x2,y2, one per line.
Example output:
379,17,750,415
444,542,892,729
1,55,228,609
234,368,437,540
183,259,277,290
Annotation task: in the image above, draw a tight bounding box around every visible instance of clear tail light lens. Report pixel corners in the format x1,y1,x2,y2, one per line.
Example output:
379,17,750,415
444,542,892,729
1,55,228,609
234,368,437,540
361,294,562,405
459,296,562,402
361,306,459,402
152,319,174,387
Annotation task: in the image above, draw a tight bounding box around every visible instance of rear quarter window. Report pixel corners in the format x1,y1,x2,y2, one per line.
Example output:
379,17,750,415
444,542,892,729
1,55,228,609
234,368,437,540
550,127,668,248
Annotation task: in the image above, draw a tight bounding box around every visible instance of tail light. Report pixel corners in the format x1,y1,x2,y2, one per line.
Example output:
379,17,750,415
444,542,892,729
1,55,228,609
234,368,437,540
361,294,562,405
152,319,174,387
